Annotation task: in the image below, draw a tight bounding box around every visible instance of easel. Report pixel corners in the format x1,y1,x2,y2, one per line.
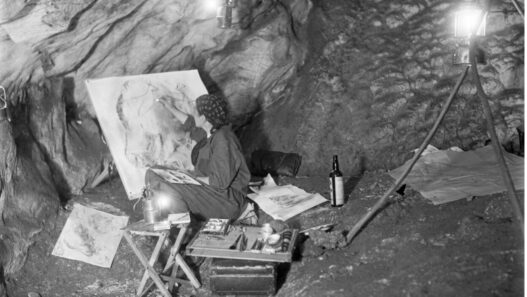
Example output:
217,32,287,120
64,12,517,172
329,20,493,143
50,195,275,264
123,220,201,297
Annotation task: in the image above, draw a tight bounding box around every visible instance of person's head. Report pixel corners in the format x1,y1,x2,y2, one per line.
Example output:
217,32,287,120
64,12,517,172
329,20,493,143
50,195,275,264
196,94,229,130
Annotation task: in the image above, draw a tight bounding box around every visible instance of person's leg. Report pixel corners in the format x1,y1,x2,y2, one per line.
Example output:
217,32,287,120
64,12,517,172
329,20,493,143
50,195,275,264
145,169,243,220
172,185,241,221
145,169,189,219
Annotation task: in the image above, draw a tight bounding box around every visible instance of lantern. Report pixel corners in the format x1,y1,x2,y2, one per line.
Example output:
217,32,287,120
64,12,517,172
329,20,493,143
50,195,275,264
452,1,488,65
454,1,487,38
217,0,236,29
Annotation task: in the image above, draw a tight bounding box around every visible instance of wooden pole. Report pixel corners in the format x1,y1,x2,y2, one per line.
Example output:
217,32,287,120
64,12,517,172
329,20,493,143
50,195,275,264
510,0,524,18
344,66,470,246
468,41,523,228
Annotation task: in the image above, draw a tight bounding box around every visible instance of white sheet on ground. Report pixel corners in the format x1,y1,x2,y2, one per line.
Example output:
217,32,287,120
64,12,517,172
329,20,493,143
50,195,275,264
248,183,327,221
52,204,129,268
389,146,524,205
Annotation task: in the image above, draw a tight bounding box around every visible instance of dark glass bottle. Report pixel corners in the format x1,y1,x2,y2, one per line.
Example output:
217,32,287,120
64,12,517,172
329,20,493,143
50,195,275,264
329,155,344,207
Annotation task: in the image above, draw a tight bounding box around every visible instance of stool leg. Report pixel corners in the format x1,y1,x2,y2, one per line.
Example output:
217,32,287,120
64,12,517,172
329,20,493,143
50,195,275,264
167,256,180,292
161,225,201,290
123,232,172,297
175,253,201,288
163,225,187,271
164,225,187,290
163,225,188,291
137,232,168,295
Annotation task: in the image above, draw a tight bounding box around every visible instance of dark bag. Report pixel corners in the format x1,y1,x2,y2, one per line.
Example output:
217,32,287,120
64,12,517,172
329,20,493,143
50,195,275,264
250,150,302,177
209,258,276,295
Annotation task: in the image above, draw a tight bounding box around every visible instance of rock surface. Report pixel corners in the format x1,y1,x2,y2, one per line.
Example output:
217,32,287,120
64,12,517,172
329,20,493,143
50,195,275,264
240,0,524,175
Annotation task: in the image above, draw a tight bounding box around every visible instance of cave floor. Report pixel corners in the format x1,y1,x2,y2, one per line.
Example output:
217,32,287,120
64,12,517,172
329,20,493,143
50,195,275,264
6,170,524,297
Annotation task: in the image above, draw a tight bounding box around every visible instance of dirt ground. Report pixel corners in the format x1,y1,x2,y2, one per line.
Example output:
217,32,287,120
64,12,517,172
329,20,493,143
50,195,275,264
5,170,524,297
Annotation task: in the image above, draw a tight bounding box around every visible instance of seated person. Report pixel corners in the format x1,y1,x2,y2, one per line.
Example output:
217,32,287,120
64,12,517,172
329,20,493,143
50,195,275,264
145,94,252,223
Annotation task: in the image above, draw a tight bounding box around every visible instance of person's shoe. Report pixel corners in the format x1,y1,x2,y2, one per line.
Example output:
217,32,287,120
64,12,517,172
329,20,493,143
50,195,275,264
235,202,258,225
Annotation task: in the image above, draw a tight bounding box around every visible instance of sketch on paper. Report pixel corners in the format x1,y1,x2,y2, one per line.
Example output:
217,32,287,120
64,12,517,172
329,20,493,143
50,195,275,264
52,204,129,268
247,185,327,221
268,194,315,209
85,70,211,199
150,168,200,185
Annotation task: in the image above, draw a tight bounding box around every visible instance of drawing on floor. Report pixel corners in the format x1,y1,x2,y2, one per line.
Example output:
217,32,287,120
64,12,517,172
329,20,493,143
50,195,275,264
51,203,129,268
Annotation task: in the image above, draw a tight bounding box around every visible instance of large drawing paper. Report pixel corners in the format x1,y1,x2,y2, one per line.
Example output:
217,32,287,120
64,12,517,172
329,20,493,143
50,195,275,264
248,184,327,221
86,70,211,199
52,204,129,268
389,145,524,204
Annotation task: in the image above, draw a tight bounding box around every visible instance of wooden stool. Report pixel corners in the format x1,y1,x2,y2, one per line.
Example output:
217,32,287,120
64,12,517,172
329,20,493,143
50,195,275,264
123,220,201,297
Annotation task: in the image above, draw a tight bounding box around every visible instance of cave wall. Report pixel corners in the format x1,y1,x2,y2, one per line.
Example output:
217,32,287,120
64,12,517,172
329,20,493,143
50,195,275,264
0,101,60,277
240,0,524,176
2,0,520,179
0,0,311,194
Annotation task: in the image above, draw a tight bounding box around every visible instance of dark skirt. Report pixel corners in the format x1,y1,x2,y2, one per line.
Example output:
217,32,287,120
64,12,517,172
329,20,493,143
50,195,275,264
145,169,246,222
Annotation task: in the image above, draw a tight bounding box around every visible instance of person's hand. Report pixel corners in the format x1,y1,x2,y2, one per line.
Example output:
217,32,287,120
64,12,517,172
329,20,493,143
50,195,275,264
156,96,187,123
156,96,170,107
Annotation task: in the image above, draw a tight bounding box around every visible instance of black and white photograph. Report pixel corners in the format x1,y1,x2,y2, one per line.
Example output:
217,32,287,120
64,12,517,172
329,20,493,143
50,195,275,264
0,0,523,296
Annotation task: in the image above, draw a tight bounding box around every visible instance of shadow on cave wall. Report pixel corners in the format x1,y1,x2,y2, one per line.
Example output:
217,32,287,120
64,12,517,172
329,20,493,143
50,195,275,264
9,80,70,204
237,103,273,177
344,155,366,197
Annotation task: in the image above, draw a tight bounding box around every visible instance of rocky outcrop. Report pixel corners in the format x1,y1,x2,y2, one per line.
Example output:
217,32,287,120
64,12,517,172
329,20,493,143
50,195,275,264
240,0,524,175
22,78,110,196
0,112,58,276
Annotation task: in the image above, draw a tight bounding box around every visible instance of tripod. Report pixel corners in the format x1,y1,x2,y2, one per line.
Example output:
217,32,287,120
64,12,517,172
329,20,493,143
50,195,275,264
345,25,523,246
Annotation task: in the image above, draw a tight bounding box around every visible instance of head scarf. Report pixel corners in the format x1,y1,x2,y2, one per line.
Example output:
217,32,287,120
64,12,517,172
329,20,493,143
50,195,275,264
196,94,229,130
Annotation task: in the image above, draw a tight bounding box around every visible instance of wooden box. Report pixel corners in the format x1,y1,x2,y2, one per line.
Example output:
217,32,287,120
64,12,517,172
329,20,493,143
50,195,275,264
209,258,276,296
186,226,298,263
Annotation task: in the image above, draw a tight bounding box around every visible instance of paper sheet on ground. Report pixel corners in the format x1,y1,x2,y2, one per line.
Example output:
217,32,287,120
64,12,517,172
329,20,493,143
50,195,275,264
389,146,524,205
248,183,327,221
52,204,129,268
